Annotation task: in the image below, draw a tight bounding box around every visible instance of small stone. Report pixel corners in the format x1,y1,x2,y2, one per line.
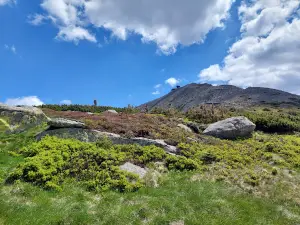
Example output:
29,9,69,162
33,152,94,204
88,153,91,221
170,220,184,225
120,162,147,178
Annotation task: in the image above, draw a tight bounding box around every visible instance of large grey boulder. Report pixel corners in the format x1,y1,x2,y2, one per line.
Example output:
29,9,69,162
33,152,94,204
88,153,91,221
48,118,86,129
120,162,147,178
36,128,178,154
0,104,49,133
203,116,256,139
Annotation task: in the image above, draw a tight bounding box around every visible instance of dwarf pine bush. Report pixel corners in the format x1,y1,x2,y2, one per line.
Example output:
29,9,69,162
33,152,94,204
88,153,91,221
7,136,199,192
178,133,300,187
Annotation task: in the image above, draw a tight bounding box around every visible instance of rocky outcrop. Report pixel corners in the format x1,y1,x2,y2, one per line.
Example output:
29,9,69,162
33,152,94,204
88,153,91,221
36,128,178,154
140,83,300,111
48,118,86,129
120,162,147,178
0,104,49,133
203,116,256,139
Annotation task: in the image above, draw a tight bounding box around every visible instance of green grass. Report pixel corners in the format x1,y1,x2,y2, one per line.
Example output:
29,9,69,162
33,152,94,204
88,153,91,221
1,173,300,225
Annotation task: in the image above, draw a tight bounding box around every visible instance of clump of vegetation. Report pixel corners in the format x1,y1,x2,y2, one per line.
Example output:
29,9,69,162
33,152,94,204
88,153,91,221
7,136,200,192
240,108,300,133
0,118,10,132
178,132,300,200
186,105,229,124
150,107,184,118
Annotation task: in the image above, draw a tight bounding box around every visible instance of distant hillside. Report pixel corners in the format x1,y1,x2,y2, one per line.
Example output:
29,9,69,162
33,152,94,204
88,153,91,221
141,83,300,111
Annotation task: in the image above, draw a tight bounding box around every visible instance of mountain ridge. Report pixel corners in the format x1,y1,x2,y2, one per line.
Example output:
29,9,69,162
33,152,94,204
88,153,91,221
141,83,300,111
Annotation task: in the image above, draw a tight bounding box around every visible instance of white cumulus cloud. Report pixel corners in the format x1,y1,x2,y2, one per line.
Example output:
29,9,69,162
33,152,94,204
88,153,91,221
165,78,180,87
30,0,234,54
60,99,72,105
5,96,44,106
199,0,300,94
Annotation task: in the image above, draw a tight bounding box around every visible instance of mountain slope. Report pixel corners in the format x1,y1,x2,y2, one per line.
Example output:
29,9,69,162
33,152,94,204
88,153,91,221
141,83,300,111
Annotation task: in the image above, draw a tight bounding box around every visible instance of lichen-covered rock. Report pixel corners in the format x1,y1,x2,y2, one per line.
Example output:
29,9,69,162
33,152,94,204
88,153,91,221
36,128,178,154
177,124,193,132
0,104,49,133
120,162,147,178
203,116,256,139
48,118,86,129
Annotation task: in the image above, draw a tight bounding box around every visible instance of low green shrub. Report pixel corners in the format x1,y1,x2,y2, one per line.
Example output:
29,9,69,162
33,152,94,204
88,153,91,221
177,133,300,188
7,136,199,192
242,110,300,133
165,155,200,171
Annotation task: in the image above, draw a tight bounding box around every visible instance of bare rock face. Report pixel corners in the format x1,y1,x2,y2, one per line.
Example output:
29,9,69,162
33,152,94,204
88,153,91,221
203,116,256,139
120,162,147,178
48,118,86,129
0,104,49,133
36,128,178,154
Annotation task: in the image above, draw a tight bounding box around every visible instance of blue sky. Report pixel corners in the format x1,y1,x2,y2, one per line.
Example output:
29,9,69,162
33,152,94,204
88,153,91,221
0,0,299,107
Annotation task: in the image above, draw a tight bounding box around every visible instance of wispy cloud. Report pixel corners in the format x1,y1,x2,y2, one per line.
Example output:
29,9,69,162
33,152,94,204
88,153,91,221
152,84,162,95
28,14,48,26
4,44,17,54
0,0,16,6
60,99,72,105
152,90,160,95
